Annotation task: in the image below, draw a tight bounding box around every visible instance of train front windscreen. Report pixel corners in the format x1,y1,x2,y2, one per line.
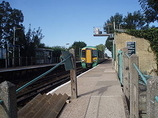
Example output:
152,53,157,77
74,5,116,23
81,50,86,58
92,50,97,57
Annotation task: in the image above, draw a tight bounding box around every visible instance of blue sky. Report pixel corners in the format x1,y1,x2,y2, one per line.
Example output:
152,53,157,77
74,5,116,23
6,0,142,56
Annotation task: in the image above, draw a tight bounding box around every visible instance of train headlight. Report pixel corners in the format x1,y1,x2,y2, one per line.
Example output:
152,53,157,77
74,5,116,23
81,59,85,62
93,59,97,62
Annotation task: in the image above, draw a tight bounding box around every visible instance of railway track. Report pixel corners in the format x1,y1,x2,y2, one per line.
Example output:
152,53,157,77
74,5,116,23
17,66,88,108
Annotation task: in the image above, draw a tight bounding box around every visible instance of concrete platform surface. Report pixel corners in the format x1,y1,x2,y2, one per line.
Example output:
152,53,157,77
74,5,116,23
48,60,127,118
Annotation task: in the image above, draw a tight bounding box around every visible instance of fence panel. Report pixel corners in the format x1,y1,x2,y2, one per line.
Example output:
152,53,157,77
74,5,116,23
147,77,158,118
122,48,130,100
129,54,139,118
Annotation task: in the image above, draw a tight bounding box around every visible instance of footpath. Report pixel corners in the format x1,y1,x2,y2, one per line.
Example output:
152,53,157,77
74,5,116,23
48,60,128,118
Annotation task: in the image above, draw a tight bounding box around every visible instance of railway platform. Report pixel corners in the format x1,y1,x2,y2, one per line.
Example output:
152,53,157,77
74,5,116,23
48,59,128,118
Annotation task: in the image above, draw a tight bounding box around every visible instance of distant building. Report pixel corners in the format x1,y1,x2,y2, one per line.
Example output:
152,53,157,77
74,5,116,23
35,48,54,64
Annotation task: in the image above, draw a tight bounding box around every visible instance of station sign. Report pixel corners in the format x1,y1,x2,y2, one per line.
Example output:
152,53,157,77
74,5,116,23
126,42,136,56
61,51,74,71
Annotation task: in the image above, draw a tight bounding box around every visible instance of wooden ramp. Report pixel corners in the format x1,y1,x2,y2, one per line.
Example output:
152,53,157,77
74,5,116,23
18,93,69,118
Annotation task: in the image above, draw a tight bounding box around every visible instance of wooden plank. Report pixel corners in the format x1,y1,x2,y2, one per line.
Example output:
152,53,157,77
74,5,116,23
18,93,42,117
54,93,69,113
33,94,57,118
45,94,63,118
18,93,69,118
22,94,48,118
40,93,58,117
32,94,53,118
46,111,58,118
46,93,69,118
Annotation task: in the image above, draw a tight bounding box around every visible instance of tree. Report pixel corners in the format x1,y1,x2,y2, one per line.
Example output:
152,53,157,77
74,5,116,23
70,41,87,58
48,46,66,58
96,44,106,52
123,10,147,30
139,0,158,22
0,1,24,42
0,1,46,66
23,25,45,57
0,1,26,66
105,37,113,52
0,1,45,56
32,27,44,48
104,13,123,34
104,11,148,33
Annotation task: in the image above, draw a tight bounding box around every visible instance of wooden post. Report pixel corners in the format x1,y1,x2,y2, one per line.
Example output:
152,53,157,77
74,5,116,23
69,49,78,99
0,81,17,118
147,77,158,118
129,54,139,118
122,48,130,100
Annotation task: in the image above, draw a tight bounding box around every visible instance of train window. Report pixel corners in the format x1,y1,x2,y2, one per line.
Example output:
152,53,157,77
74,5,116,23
82,50,86,57
92,50,97,57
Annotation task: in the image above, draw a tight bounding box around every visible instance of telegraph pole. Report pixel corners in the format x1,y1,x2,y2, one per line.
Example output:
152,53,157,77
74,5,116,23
12,27,15,67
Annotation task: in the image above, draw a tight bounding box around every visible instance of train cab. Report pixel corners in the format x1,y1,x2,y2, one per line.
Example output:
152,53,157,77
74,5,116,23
81,46,98,68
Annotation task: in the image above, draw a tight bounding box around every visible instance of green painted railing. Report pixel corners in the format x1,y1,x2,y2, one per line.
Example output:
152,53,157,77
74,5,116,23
123,52,149,86
133,63,148,85
125,53,130,58
155,96,158,102
16,54,72,93
118,50,123,85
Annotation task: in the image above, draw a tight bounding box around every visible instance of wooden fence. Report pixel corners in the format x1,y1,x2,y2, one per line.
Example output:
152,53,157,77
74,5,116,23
119,47,158,118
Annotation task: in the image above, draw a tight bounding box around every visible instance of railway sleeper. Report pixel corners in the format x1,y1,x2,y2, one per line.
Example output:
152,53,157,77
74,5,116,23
18,93,69,118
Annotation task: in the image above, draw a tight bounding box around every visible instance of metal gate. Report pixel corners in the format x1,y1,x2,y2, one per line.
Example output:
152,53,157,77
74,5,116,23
118,50,123,85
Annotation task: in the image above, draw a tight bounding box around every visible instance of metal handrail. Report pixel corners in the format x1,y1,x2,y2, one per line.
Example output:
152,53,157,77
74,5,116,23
16,54,72,93
125,53,130,58
133,63,147,85
155,96,158,102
